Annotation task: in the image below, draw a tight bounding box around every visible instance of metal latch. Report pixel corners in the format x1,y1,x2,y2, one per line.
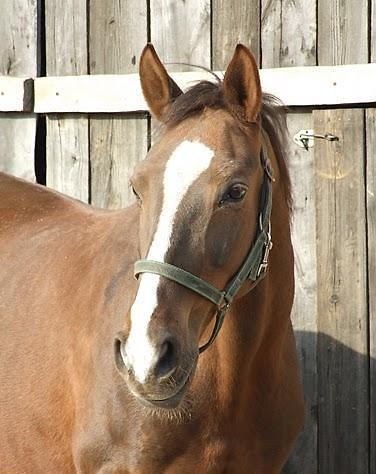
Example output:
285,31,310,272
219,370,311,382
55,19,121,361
293,129,339,151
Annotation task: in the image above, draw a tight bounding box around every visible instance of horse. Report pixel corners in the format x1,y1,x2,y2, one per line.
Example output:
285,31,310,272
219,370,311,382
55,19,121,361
0,44,304,473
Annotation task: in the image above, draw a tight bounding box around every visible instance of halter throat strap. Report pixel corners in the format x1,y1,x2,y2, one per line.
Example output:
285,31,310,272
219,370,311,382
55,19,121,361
134,144,274,353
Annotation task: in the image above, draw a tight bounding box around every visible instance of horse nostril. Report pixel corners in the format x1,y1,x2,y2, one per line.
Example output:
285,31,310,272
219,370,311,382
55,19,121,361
155,338,179,381
114,332,129,374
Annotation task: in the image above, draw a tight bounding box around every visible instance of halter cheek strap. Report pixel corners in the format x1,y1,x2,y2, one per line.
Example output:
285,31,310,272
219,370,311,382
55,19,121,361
134,144,274,353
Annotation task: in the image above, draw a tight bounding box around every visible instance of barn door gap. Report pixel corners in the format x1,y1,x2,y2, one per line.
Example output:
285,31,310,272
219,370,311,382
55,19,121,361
363,108,372,472
147,114,152,151
146,0,151,43
86,0,91,203
88,115,92,204
367,0,372,63
34,115,46,184
86,0,91,74
35,0,46,184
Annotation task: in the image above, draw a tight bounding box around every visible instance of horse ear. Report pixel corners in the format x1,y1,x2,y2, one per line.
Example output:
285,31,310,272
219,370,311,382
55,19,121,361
139,43,183,121
223,44,262,123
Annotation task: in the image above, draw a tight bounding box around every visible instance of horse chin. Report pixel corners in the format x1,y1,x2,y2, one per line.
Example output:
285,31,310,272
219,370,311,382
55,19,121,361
132,372,192,410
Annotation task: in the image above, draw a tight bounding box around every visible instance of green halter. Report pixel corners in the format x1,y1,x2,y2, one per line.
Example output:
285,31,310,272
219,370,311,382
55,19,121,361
134,145,274,353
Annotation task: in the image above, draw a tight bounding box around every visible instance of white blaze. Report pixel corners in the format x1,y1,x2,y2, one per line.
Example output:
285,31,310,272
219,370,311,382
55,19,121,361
125,140,214,382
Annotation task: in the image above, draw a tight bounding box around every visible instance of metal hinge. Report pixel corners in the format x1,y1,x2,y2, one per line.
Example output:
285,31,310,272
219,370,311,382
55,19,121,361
293,129,339,151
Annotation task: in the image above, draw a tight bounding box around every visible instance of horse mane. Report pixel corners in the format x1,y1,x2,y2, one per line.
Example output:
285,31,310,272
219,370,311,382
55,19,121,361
163,80,292,210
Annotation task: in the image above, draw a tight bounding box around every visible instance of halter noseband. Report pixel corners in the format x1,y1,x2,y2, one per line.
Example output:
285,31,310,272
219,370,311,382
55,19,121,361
134,143,274,353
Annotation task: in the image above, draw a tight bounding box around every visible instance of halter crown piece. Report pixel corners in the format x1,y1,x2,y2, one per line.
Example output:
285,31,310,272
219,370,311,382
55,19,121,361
134,142,274,353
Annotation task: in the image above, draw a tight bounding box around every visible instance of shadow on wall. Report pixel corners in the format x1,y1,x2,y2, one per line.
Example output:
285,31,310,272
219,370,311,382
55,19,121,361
283,330,372,474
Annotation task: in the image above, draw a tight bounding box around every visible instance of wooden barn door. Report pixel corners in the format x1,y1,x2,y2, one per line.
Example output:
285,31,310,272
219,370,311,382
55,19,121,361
314,109,368,474
285,106,374,474
264,0,373,472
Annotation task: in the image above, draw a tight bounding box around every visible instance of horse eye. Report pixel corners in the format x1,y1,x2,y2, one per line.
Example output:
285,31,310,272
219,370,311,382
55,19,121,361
131,185,141,203
219,183,248,206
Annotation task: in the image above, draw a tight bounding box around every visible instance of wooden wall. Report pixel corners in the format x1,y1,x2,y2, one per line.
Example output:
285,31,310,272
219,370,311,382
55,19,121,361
1,1,376,472
0,0,37,181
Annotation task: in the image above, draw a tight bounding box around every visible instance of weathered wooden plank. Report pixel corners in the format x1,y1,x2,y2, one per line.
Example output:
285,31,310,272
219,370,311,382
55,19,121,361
89,0,147,209
149,0,211,141
317,4,369,473
34,71,219,112
367,107,376,474
212,0,260,68
150,0,211,72
260,3,318,471
318,0,368,65
369,6,376,472
282,113,318,474
90,114,148,208
34,63,376,113
0,77,33,112
261,0,316,68
0,113,37,180
46,114,89,202
0,0,37,180
45,0,89,202
314,109,368,474
368,4,376,472
35,74,145,113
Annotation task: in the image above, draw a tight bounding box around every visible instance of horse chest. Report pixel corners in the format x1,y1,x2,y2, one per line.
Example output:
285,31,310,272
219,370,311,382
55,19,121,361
77,423,261,474
82,442,243,474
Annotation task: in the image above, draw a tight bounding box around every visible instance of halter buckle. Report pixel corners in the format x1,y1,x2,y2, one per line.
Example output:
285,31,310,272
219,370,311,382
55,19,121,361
257,224,273,278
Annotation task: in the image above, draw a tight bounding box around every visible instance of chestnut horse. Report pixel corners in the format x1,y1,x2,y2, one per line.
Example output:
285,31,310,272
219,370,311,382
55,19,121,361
0,44,303,473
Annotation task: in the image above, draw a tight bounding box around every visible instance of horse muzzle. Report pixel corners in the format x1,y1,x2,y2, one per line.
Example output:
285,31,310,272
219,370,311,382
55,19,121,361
114,332,197,409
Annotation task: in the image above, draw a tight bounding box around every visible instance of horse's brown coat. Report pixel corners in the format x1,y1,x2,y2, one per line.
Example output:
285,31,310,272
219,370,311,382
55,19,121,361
0,44,304,473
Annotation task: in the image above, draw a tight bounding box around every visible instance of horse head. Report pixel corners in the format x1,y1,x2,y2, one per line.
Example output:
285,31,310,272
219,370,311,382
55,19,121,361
115,44,268,409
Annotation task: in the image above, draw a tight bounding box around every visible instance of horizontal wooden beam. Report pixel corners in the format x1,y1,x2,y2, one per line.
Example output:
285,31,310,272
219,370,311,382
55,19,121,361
261,63,376,107
5,63,376,113
34,72,219,113
0,77,34,112
35,73,148,113
34,63,376,112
